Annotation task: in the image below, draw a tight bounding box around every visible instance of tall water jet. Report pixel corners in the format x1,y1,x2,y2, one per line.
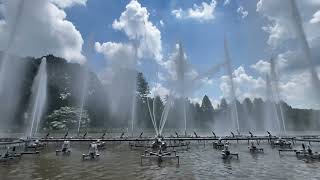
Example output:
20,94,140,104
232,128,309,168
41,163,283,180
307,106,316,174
176,43,187,134
0,1,26,130
130,38,139,137
77,65,89,136
29,57,47,137
289,0,320,129
289,0,320,94
0,0,25,91
269,58,286,135
265,74,281,133
224,37,240,133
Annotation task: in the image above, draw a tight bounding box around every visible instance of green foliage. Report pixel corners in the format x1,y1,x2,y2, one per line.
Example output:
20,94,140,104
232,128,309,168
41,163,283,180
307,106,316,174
46,106,90,130
200,95,214,123
136,72,150,99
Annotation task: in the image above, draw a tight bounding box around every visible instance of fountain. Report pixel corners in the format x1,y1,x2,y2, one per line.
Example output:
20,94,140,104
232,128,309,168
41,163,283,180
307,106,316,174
147,95,173,136
77,65,89,136
269,58,286,135
265,74,281,133
0,0,26,131
28,57,47,137
176,43,187,134
289,0,320,93
224,37,240,133
0,0,25,90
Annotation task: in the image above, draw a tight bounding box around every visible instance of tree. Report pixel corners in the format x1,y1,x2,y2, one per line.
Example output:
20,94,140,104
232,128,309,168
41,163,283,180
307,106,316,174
46,106,90,130
219,98,228,111
136,72,150,100
201,95,214,111
201,95,214,123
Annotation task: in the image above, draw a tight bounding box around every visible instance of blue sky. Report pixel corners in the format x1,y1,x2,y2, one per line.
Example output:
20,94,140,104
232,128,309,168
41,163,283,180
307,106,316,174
1,0,319,108
62,0,272,103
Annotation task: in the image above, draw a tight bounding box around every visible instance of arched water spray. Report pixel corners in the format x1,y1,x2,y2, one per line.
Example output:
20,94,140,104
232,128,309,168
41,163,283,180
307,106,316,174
147,95,173,136
224,37,240,133
29,58,47,137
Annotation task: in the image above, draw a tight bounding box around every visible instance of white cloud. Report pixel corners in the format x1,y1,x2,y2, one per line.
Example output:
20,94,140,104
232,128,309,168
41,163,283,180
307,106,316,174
95,0,163,86
256,0,296,47
50,0,87,8
0,0,85,63
310,10,320,24
171,9,182,19
220,66,266,101
111,0,162,62
171,0,217,22
223,0,230,6
150,82,170,99
159,20,164,27
257,0,320,47
95,42,135,68
237,6,248,19
220,65,320,109
250,55,289,75
279,70,320,109
250,60,270,75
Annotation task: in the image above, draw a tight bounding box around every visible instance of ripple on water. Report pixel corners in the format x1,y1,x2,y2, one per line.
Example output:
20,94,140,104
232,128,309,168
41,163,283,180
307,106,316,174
1,142,320,179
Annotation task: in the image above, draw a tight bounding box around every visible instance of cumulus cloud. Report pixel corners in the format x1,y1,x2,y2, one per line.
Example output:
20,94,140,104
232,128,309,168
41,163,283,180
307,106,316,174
279,70,320,108
0,0,85,63
111,0,162,62
237,6,248,19
250,60,270,75
220,66,266,101
95,42,135,69
310,10,320,24
95,0,163,86
257,0,320,47
251,55,289,75
150,82,170,99
256,0,297,47
95,0,162,76
50,0,87,8
171,0,217,22
220,65,320,109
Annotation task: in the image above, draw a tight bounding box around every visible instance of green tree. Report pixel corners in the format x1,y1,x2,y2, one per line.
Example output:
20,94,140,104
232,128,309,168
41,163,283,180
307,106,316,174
219,98,228,111
201,95,214,123
46,106,90,130
136,72,150,100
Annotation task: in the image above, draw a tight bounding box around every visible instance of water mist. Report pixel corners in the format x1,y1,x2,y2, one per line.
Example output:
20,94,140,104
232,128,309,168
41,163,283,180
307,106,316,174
224,37,240,133
28,57,47,137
